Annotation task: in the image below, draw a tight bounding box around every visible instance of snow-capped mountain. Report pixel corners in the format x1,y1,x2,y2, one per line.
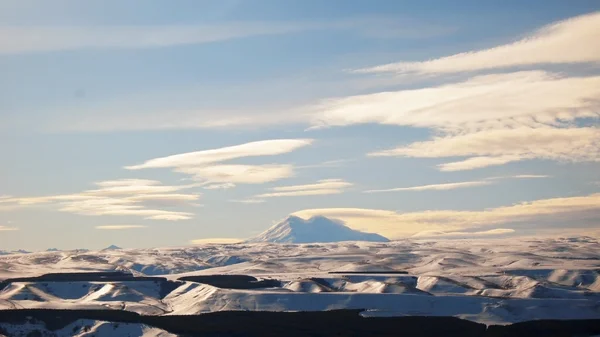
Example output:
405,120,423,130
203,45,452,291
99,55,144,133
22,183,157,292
247,215,389,243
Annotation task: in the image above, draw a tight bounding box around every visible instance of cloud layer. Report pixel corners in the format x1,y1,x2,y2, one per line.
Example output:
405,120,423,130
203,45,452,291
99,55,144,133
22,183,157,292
411,228,515,238
190,238,242,244
0,18,450,55
2,179,199,221
294,193,600,239
365,180,492,193
357,12,600,74
127,139,313,185
256,179,352,198
96,225,147,230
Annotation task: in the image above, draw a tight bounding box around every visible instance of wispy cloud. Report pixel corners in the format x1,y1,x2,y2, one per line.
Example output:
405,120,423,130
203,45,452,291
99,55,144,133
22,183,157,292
294,193,600,239
365,180,492,193
372,127,600,171
412,228,515,238
1,179,199,221
364,175,549,193
126,139,313,185
126,139,312,170
314,71,600,132
503,174,551,179
95,225,147,230
0,17,451,55
190,238,242,244
203,183,236,190
296,159,354,169
229,198,266,204
255,179,352,198
0,226,18,231
356,12,600,75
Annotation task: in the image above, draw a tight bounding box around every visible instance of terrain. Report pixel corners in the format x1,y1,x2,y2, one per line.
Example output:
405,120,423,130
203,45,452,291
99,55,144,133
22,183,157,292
0,236,599,336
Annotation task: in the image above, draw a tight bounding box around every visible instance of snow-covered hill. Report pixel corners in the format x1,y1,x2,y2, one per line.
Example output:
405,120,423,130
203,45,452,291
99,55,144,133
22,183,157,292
0,236,599,333
246,215,389,243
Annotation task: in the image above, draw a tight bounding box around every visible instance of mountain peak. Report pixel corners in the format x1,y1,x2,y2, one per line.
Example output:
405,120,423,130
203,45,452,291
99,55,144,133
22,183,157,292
103,245,122,251
247,215,389,243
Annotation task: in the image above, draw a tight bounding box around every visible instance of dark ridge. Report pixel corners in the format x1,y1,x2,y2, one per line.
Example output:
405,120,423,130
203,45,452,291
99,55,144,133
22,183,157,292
178,274,281,289
307,277,337,291
0,309,485,337
1,309,599,337
2,271,133,283
486,319,600,337
328,271,408,274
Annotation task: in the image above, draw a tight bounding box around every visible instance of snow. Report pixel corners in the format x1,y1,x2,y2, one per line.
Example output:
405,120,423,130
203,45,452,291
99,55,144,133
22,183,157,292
0,319,176,337
246,215,389,243
0,236,599,329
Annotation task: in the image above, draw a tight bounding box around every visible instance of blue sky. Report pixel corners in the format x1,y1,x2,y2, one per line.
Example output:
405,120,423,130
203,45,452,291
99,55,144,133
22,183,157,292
1,0,599,250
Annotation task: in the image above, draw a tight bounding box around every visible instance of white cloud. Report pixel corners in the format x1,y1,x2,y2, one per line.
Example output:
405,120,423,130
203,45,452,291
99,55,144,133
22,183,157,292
177,164,295,184
0,22,321,54
293,193,600,239
365,180,492,193
412,228,515,238
95,225,147,230
203,183,236,190
255,179,352,198
314,71,600,132
0,18,450,55
2,179,198,221
371,127,600,170
126,139,312,170
126,139,313,185
190,238,242,244
229,198,266,204
436,156,524,171
0,226,18,231
509,174,551,179
356,12,600,75
364,175,549,193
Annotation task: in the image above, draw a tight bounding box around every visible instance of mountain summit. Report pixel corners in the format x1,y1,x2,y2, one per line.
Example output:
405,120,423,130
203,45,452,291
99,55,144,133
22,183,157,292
247,215,389,243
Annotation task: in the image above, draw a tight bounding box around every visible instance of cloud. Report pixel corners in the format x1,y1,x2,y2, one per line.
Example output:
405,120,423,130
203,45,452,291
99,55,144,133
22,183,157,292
356,12,600,75
297,159,354,169
190,238,242,244
364,175,549,193
177,164,295,184
371,127,600,170
510,174,551,179
436,156,524,171
365,180,492,193
126,139,313,170
126,139,313,185
0,23,317,54
313,70,600,170
229,199,266,204
0,18,452,55
411,228,515,238
2,179,198,221
293,193,600,239
0,226,18,231
314,71,600,132
203,183,236,190
95,225,147,230
254,179,352,198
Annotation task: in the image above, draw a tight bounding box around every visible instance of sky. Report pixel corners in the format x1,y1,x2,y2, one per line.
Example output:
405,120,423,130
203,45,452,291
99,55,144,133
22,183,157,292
1,0,599,250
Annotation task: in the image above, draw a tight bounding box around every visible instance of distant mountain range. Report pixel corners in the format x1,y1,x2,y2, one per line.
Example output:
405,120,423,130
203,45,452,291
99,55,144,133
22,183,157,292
247,215,389,243
0,249,31,255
